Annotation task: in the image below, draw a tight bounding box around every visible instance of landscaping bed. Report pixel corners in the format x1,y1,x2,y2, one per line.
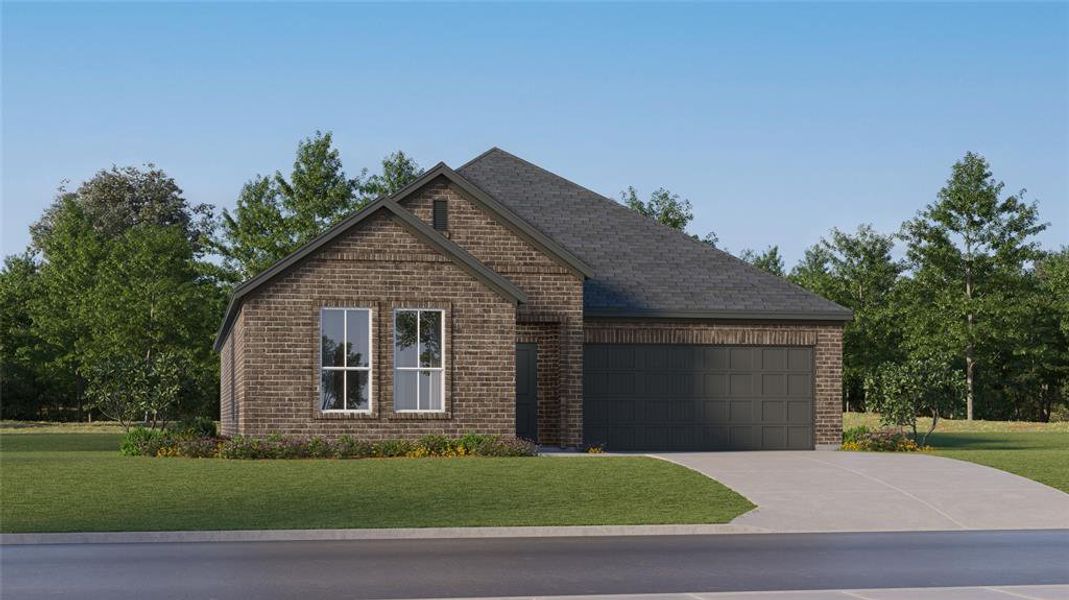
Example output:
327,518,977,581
0,432,754,533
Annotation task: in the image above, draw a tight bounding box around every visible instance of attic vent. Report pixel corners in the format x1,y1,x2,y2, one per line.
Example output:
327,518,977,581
432,199,448,230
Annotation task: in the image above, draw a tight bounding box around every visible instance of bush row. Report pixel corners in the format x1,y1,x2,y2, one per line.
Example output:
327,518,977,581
841,426,927,452
121,428,538,459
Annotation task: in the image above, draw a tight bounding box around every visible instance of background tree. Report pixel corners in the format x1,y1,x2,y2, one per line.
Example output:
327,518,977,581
790,225,904,411
899,152,1047,419
620,186,694,231
739,246,785,276
10,166,223,421
215,133,423,279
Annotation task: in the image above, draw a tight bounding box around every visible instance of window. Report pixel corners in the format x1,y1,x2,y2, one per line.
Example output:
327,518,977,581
320,308,372,412
432,199,448,230
393,309,444,412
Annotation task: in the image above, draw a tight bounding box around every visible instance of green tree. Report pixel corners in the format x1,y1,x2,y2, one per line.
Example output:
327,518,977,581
363,150,423,199
900,152,1047,419
215,134,423,279
739,246,785,276
620,186,694,231
790,225,904,411
865,357,965,446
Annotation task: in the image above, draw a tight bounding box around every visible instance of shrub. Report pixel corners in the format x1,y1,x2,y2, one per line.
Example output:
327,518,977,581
125,432,538,459
841,428,925,452
120,426,169,456
169,417,217,439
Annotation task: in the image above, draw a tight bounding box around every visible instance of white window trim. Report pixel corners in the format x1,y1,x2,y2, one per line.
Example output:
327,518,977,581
393,308,446,413
320,308,373,414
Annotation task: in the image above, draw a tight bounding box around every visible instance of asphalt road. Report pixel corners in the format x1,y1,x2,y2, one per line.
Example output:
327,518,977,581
2,530,1068,599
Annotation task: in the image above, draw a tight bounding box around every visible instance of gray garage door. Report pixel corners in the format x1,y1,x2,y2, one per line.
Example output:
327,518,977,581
583,345,814,451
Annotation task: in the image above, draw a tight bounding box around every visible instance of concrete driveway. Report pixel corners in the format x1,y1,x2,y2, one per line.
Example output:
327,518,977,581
654,451,1069,532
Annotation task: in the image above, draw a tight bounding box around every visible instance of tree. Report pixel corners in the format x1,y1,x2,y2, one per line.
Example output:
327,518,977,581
30,165,213,256
900,152,1047,419
363,150,423,199
620,186,693,231
865,357,965,446
215,134,423,279
790,225,904,411
739,246,785,276
18,166,224,421
85,351,184,431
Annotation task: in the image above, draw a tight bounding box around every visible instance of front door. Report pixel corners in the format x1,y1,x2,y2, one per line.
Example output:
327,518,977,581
515,343,538,442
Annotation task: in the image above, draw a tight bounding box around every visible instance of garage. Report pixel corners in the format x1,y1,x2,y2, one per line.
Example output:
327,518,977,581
583,344,814,451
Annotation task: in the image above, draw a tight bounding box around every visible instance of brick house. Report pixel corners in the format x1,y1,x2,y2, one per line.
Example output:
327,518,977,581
215,148,851,450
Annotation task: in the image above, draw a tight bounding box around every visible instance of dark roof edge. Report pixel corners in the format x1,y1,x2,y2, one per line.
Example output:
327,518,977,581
212,194,526,351
434,163,595,278
583,308,854,322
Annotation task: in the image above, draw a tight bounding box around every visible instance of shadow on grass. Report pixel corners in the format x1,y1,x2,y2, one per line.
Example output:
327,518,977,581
928,431,1069,451
0,433,122,453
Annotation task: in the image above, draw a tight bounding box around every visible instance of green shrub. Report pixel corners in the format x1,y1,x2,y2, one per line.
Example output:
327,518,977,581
168,417,217,439
373,439,413,458
120,427,169,456
841,428,925,452
125,432,538,460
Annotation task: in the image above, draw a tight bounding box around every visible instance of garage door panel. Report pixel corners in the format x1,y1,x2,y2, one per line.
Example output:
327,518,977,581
584,344,814,451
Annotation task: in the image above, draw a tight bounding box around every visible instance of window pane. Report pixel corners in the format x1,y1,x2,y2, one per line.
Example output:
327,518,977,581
394,311,418,368
321,370,344,410
321,310,345,367
419,370,442,411
394,370,418,411
346,310,370,368
346,371,369,411
419,311,442,368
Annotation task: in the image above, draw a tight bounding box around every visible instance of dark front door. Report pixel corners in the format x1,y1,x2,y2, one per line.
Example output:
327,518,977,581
583,344,814,451
515,343,538,443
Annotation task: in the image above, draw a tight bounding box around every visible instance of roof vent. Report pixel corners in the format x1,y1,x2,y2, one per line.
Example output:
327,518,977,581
432,199,448,231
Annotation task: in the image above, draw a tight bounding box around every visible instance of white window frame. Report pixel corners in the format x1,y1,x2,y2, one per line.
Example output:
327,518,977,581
393,308,446,413
320,308,373,414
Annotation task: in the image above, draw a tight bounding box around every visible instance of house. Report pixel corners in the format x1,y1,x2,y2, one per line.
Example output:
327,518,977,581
214,148,851,451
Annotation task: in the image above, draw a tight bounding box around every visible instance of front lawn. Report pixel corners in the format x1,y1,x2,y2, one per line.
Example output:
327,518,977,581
843,412,1069,493
0,432,753,533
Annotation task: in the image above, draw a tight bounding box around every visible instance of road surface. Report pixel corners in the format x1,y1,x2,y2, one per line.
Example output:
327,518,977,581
3,530,1068,599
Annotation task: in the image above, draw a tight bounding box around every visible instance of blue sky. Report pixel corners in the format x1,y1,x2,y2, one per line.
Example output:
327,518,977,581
3,2,1066,264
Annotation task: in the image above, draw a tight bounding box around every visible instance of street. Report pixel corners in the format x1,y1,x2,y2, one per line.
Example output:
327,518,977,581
2,530,1068,599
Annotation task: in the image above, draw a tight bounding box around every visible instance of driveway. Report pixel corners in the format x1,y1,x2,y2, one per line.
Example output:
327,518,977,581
654,451,1069,532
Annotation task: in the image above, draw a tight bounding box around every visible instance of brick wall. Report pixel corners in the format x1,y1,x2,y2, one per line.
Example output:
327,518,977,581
401,179,585,446
583,319,844,446
230,209,517,439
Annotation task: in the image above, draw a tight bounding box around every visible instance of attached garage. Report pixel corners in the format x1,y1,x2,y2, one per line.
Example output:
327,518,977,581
583,344,815,451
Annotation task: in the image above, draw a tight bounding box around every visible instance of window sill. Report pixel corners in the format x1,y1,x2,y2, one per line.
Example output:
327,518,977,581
388,412,451,421
315,411,376,420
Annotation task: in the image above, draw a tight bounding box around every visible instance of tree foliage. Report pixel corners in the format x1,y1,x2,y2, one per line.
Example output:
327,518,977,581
739,246,785,276
790,225,904,410
865,357,965,446
899,152,1048,419
620,186,694,231
215,132,423,279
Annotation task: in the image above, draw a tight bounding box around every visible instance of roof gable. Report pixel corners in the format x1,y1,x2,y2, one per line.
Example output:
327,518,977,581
212,196,526,351
458,148,852,322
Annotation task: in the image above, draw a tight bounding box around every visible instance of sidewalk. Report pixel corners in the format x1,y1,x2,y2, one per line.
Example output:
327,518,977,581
406,586,1069,600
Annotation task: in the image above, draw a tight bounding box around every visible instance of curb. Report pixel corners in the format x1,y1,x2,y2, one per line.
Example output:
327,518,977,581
0,524,768,545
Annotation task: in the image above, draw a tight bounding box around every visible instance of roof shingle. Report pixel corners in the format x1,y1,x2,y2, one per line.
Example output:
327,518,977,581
457,148,851,321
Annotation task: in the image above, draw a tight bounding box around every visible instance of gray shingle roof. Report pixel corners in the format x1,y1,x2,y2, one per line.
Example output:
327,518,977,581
457,148,852,321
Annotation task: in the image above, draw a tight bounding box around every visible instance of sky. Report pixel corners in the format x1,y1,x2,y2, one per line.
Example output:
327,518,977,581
2,2,1067,266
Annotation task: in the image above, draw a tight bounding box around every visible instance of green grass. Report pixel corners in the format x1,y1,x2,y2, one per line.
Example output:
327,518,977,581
927,431,1069,493
0,433,753,533
843,412,1069,493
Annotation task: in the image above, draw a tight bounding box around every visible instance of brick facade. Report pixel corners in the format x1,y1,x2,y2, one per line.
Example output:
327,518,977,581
400,180,585,446
226,209,517,439
584,319,844,447
218,174,844,449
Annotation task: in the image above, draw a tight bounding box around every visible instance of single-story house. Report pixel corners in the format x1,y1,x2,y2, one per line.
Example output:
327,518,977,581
214,148,851,451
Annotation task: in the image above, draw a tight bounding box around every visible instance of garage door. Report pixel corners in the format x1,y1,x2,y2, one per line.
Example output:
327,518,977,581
583,345,814,451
